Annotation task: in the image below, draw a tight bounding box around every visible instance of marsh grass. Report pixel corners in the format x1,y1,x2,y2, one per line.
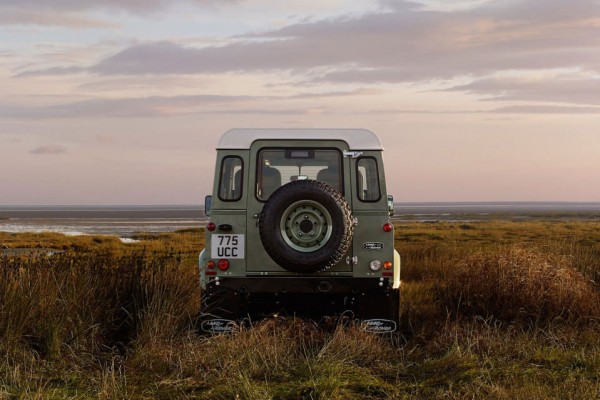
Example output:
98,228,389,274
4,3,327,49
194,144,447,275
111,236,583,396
1,222,599,398
437,247,600,325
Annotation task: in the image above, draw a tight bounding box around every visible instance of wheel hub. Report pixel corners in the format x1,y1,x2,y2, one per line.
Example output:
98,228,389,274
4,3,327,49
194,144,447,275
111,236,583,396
299,219,313,233
280,200,333,252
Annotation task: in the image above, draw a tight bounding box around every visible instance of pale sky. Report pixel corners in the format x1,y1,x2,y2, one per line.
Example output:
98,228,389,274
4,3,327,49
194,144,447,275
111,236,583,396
1,0,599,205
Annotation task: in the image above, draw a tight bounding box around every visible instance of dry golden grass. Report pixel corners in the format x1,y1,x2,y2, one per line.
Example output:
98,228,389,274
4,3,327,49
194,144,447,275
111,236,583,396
0,222,599,398
438,247,600,325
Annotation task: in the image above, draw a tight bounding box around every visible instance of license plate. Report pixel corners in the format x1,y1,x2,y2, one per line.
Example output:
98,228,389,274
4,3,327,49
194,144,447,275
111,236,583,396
211,234,245,259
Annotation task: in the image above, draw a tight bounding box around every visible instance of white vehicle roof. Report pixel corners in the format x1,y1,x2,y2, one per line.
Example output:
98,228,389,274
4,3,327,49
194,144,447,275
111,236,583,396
217,129,383,150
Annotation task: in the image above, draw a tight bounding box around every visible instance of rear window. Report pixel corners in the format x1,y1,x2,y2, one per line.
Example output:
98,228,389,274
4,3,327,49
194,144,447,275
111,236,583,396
256,148,342,201
218,156,243,201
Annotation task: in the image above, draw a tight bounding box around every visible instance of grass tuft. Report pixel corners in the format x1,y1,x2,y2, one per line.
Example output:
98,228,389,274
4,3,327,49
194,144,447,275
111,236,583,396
437,247,600,326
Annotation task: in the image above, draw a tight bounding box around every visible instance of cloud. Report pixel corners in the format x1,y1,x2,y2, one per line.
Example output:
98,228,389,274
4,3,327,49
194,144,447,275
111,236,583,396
30,145,67,154
1,89,378,119
3,95,252,118
37,0,585,81
11,0,600,113
491,105,600,114
88,40,339,75
290,88,383,99
16,66,87,78
445,74,600,105
0,9,114,28
4,87,597,119
0,0,241,27
0,0,241,13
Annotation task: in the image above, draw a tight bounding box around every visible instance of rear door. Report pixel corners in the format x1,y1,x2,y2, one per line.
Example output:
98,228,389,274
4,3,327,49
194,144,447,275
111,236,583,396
245,140,353,274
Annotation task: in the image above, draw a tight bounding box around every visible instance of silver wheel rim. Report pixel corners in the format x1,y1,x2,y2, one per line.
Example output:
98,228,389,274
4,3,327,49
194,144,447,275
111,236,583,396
280,200,333,252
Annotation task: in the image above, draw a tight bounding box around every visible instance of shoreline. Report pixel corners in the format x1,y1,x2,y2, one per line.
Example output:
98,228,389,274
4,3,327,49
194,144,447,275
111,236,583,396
1,203,600,237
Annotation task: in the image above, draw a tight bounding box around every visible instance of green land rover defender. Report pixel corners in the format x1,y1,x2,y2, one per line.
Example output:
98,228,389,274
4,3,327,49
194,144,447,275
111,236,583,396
199,129,400,333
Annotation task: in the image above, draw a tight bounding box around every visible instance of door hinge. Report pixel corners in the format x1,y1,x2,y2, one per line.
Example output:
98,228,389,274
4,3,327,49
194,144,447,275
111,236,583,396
346,256,358,265
343,150,363,159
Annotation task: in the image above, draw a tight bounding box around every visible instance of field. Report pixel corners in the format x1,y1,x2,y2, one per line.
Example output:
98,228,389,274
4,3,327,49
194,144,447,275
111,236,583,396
1,221,599,399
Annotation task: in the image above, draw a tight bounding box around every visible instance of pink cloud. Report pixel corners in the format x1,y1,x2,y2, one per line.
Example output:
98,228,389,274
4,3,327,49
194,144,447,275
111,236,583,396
30,145,67,154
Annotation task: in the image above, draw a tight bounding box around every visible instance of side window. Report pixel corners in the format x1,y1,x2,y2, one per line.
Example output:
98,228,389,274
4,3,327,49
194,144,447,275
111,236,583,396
218,156,243,201
356,157,381,202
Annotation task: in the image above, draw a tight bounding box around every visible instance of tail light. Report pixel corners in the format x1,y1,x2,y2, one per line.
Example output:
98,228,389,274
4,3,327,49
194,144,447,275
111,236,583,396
383,223,393,232
207,222,216,231
383,261,392,270
217,259,229,271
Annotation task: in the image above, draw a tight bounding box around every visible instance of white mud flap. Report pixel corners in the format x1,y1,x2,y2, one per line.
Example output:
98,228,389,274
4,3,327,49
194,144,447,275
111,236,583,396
200,318,238,334
361,319,397,333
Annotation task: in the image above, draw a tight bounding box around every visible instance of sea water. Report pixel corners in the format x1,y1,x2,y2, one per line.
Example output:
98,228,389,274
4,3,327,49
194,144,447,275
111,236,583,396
1,203,599,237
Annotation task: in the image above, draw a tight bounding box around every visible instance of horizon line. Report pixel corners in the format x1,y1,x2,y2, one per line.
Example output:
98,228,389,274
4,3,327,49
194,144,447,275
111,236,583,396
2,201,600,208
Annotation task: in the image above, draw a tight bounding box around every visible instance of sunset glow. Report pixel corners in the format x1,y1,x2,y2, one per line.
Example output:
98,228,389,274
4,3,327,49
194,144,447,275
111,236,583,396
1,0,599,204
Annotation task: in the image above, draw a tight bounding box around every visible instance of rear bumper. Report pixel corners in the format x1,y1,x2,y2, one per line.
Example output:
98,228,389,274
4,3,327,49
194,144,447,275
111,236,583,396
205,276,393,294
201,276,399,324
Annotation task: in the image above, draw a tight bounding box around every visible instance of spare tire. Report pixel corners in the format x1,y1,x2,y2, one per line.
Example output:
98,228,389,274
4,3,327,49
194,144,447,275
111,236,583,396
259,180,354,273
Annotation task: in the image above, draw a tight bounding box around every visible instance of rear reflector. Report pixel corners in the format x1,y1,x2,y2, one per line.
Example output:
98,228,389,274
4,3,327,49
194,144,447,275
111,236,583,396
369,260,382,271
383,223,393,232
205,271,217,276
382,272,393,277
